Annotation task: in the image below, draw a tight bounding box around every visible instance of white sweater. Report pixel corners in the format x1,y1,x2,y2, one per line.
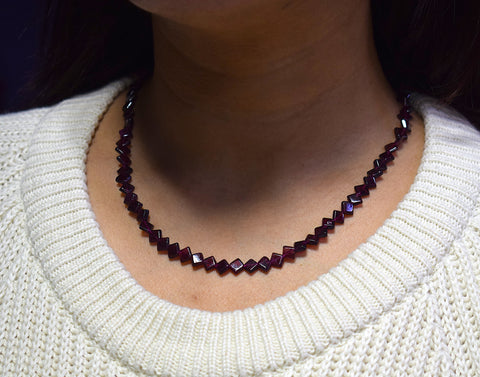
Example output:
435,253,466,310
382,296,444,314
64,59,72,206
0,81,479,377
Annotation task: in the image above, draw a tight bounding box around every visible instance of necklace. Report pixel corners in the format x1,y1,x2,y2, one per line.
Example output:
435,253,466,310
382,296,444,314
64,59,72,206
115,84,412,275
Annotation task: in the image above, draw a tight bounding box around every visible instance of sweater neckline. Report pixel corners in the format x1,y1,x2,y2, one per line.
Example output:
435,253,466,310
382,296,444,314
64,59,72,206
21,81,479,376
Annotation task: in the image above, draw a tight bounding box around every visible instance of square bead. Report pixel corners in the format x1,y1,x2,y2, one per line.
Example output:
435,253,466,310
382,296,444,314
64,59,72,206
294,240,307,252
216,259,230,275
244,259,258,273
332,210,344,224
342,200,354,215
192,253,204,266
149,229,162,243
167,243,180,258
363,175,376,189
203,256,217,271
179,247,192,263
283,247,296,260
305,234,319,245
354,184,369,197
157,237,170,251
314,226,328,238
270,253,284,267
230,259,244,274
258,256,271,272
347,193,363,206
322,218,335,229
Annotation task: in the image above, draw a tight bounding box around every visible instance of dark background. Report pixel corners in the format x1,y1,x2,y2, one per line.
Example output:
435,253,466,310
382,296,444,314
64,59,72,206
0,2,45,113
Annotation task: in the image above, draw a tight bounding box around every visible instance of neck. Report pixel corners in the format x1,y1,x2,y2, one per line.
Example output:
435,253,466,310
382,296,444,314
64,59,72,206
134,0,399,205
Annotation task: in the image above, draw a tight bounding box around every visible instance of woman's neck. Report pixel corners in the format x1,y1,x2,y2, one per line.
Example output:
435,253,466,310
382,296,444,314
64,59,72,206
135,0,399,205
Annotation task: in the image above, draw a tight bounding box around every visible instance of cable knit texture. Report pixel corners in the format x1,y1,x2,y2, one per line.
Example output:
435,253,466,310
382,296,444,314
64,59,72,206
0,81,479,376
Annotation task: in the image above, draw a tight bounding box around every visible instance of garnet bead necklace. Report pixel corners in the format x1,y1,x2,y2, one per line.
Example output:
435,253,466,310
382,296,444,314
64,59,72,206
115,83,413,275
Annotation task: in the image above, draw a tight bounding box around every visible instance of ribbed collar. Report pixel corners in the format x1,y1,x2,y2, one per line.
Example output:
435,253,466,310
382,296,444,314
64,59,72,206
21,82,480,376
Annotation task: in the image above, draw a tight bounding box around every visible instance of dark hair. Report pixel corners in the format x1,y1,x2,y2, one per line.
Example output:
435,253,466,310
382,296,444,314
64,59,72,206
28,0,480,127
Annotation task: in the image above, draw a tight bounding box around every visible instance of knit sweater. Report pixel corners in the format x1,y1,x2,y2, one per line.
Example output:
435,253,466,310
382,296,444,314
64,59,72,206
0,80,479,377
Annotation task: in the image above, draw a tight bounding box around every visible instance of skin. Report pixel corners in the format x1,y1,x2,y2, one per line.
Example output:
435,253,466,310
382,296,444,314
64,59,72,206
86,0,424,311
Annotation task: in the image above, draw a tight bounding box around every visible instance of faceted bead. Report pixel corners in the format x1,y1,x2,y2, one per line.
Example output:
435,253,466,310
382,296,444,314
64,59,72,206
354,184,369,197
179,247,192,263
314,225,328,238
397,107,412,121
322,218,335,229
244,259,258,273
123,101,135,117
216,259,230,274
367,168,383,178
294,240,307,252
342,200,354,215
124,192,138,205
305,234,319,245
363,175,376,189
128,200,142,213
283,247,296,260
157,237,170,251
124,117,134,130
203,256,217,271
347,193,363,206
115,145,130,156
149,229,162,243
167,243,180,258
332,210,344,224
192,253,204,266
116,154,131,166
258,256,271,272
117,166,132,176
395,127,408,141
379,151,394,162
115,174,131,184
139,220,153,233
120,183,135,195
116,137,130,148
118,127,132,139
384,142,399,153
230,258,244,274
270,253,284,267
373,159,387,171
137,209,149,221
401,119,410,130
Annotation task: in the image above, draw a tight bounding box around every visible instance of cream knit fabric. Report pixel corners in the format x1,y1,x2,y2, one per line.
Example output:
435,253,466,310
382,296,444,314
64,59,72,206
0,81,479,377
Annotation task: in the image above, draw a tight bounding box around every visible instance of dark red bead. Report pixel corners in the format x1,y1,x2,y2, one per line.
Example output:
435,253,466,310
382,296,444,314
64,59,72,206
179,247,192,263
354,184,369,197
367,168,383,178
123,192,138,205
116,137,130,148
118,127,132,139
115,145,130,156
342,200,354,215
384,142,399,153
314,225,328,238
244,259,258,272
400,119,411,130
120,183,135,195
347,193,363,206
128,200,142,213
283,247,296,260
216,259,230,274
373,159,387,171
270,253,284,267
332,210,344,224
149,229,162,243
167,243,180,258
305,234,319,245
294,240,307,252
322,218,335,229
137,209,149,221
192,253,204,266
203,256,217,271
124,117,134,130
395,127,408,141
116,175,131,184
157,237,170,251
363,175,376,189
116,154,131,166
397,107,412,121
258,256,271,272
230,258,244,274
283,245,295,254
117,166,133,176
379,151,394,163
123,101,135,117
139,220,153,233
